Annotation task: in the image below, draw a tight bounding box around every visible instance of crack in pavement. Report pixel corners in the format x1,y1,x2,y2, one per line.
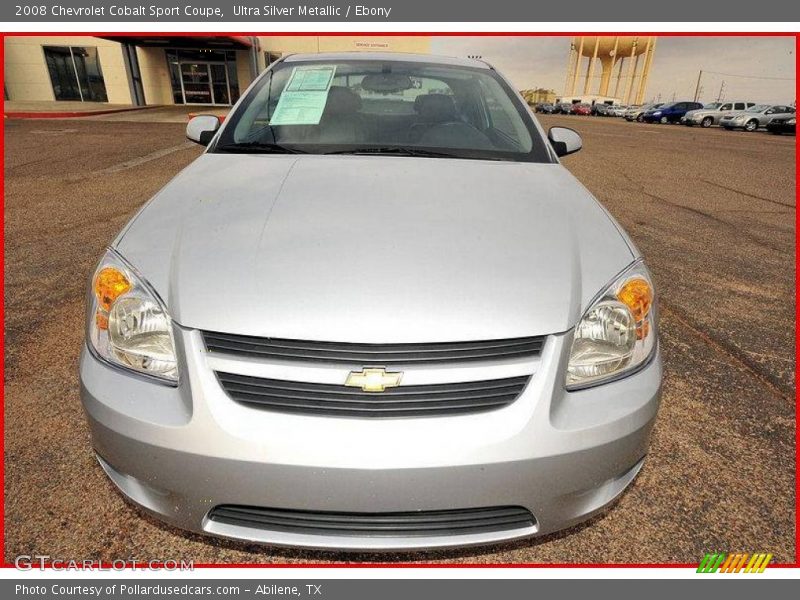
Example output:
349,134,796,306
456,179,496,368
701,178,796,209
64,141,196,182
660,300,793,402
617,170,790,253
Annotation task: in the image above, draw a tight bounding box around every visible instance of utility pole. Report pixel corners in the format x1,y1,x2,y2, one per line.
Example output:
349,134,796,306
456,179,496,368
693,69,703,102
717,80,726,102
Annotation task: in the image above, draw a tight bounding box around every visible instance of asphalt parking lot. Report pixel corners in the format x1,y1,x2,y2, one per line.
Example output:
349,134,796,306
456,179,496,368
3,115,795,564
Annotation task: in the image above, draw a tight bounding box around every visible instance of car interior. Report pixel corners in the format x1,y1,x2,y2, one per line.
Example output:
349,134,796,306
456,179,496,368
236,66,530,152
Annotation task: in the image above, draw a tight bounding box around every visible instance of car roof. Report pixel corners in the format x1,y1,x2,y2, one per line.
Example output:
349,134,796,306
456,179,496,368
282,52,492,69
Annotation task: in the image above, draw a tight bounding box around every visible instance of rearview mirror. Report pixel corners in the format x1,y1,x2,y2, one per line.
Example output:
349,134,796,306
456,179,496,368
548,126,582,157
361,73,413,94
186,115,220,146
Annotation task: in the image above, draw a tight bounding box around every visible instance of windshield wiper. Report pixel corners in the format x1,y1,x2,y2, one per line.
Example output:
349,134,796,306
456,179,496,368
215,141,305,154
324,147,466,159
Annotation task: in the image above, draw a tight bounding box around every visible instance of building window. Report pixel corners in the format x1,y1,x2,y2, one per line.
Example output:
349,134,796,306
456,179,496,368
43,46,108,102
265,51,282,66
165,49,240,106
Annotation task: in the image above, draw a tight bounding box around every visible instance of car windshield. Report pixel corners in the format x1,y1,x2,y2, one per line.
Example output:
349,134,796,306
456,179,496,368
658,103,675,110
215,58,551,162
703,103,722,109
746,104,770,112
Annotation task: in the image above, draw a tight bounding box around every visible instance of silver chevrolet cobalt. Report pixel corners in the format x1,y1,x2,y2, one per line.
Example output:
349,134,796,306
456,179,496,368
80,53,662,551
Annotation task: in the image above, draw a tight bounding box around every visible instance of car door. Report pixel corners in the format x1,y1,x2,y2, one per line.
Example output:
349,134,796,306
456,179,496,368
772,105,795,121
761,106,780,125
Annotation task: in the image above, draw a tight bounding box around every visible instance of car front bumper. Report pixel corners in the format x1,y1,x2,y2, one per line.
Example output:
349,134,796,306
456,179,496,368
80,326,662,551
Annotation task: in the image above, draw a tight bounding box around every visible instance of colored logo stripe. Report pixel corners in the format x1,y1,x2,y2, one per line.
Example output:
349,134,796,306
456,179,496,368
698,553,772,573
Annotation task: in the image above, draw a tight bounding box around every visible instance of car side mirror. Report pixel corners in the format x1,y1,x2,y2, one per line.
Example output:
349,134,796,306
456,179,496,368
186,115,221,146
548,126,582,157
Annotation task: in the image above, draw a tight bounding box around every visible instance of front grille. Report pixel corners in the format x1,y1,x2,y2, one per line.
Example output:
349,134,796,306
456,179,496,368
202,332,545,366
207,505,535,538
216,372,530,418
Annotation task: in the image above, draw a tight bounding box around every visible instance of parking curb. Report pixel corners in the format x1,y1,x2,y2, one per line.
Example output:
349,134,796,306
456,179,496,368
4,106,158,119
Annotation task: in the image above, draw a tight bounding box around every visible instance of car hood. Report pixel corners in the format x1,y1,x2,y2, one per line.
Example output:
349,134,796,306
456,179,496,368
115,154,635,343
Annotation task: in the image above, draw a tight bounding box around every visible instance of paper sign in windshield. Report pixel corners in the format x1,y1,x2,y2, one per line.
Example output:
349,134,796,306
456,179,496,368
270,65,336,125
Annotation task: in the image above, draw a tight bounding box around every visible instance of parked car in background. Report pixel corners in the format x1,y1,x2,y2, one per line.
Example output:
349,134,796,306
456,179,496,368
681,101,755,127
607,105,629,117
593,103,612,116
720,104,796,131
536,103,555,114
642,101,704,124
555,102,574,114
570,103,592,115
766,115,796,135
625,103,662,122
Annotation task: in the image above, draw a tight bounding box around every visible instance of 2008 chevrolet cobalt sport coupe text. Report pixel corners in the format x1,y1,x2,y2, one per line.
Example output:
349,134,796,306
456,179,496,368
80,53,662,551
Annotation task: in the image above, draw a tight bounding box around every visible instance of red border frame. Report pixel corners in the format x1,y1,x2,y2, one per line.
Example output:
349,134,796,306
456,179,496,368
0,30,797,571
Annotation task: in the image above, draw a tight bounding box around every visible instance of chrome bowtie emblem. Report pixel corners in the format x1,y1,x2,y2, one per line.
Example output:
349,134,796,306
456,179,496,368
345,368,403,392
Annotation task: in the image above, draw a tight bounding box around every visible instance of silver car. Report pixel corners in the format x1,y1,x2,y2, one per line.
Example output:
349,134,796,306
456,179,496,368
720,103,796,131
681,101,755,127
80,53,662,551
625,103,662,122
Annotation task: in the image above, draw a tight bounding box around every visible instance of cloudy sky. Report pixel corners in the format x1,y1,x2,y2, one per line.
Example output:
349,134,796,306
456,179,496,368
431,36,795,104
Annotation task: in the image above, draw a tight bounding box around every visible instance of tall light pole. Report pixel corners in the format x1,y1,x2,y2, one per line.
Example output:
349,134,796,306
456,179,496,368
717,80,726,102
693,69,703,102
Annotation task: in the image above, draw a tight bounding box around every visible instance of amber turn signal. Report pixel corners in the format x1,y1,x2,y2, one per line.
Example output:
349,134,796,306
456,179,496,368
94,266,131,312
617,278,653,323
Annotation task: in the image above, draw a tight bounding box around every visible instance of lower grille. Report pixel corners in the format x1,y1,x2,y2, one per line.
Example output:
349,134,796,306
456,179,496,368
216,372,530,418
207,505,535,538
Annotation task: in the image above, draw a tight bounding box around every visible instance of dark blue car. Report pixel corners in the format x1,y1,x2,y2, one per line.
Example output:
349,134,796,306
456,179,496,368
642,101,703,124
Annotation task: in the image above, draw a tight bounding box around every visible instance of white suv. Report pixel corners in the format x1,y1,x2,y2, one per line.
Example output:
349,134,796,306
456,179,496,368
682,101,755,127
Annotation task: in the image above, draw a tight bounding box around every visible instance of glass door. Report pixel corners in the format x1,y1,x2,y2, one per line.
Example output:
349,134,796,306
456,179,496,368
180,63,213,104
179,62,232,105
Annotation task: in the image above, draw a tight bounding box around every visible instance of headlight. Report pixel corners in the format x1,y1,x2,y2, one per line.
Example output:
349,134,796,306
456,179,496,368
787,118,796,125
566,261,656,389
87,248,178,383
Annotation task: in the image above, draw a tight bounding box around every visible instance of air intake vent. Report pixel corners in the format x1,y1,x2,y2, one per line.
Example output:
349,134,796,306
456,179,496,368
202,332,545,366
207,505,536,538
216,372,530,418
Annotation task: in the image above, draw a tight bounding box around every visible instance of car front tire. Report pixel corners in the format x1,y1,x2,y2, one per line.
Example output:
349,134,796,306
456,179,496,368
636,114,644,122
701,117,713,128
659,116,668,124
744,119,759,132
